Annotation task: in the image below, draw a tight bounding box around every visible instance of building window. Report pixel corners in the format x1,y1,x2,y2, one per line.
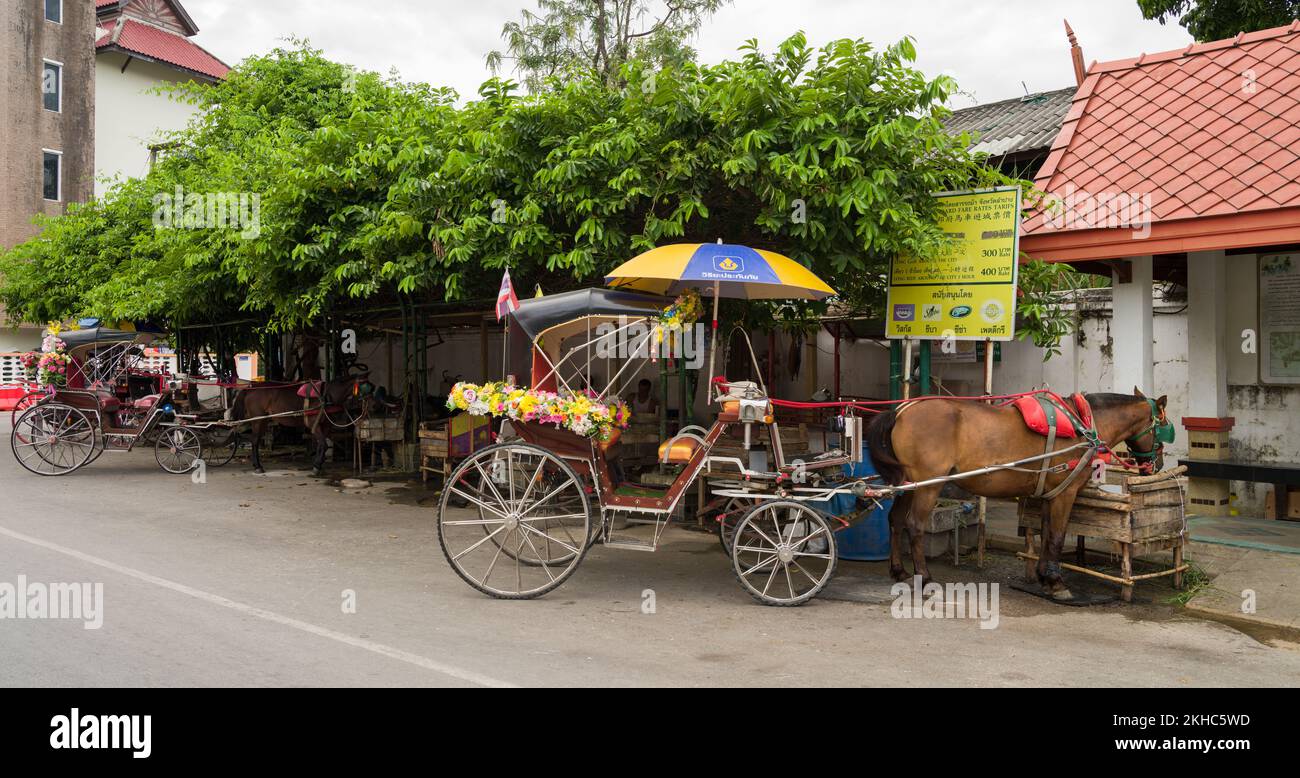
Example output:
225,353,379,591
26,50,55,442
45,0,62,24
42,150,61,202
42,60,62,113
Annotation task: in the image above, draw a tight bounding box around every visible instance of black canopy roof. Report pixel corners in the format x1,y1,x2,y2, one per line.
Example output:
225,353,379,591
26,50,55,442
508,288,669,341
60,327,159,350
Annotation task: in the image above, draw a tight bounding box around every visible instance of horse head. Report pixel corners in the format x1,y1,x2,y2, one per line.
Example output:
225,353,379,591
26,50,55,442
1124,387,1172,472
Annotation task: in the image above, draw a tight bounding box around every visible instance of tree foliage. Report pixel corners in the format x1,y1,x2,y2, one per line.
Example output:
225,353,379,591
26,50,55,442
1,34,1084,352
1138,0,1300,40
487,0,729,91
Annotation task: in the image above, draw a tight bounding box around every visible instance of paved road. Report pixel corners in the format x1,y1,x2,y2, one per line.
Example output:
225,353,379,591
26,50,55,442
1,421,1296,687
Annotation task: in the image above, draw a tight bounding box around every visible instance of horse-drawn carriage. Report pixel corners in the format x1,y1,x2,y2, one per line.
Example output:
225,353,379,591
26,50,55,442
7,327,248,476
436,244,1181,606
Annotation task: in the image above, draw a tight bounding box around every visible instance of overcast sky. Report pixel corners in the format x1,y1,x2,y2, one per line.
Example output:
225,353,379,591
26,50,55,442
183,0,1194,106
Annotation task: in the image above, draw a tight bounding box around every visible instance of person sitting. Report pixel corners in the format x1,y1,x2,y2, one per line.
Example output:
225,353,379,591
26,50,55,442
626,378,659,416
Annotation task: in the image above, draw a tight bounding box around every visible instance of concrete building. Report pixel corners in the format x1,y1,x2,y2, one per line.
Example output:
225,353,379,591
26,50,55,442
0,0,97,249
93,0,228,193
1020,21,1300,517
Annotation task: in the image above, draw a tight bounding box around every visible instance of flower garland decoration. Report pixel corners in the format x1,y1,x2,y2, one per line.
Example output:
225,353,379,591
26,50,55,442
652,288,704,359
659,288,703,331
447,381,631,441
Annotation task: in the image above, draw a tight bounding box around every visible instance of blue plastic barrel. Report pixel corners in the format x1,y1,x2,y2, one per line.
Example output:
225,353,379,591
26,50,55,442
811,452,893,561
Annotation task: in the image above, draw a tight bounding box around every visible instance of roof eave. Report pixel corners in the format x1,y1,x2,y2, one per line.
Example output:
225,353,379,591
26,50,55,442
96,45,223,83
1020,206,1300,263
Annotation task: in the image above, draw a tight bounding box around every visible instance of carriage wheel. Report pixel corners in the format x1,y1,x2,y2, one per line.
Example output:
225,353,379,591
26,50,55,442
437,443,593,600
10,403,97,476
203,429,241,467
730,500,838,607
10,392,48,444
717,496,761,553
155,427,204,474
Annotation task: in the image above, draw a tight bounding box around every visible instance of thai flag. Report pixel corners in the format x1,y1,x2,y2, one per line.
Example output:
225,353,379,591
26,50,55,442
495,268,520,320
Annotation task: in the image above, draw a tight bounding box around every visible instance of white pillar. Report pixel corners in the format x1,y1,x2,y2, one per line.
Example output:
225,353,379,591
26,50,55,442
1187,250,1228,417
1111,255,1153,394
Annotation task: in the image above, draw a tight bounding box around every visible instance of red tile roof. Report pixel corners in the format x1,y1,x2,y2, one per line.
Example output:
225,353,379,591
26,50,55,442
1021,21,1300,261
96,18,228,81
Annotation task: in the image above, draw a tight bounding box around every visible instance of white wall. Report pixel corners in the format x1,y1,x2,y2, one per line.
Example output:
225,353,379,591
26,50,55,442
94,53,200,195
819,277,1298,516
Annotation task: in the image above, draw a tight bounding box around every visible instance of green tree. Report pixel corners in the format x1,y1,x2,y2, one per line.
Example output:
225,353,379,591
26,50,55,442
2,35,1084,355
487,0,729,91
1138,0,1300,40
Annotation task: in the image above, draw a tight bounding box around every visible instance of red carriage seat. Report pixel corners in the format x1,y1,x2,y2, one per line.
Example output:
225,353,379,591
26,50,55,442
133,393,163,410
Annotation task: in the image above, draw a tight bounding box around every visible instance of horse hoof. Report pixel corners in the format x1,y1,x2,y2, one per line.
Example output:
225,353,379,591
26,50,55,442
253,467,265,475
1051,588,1075,602
890,567,910,583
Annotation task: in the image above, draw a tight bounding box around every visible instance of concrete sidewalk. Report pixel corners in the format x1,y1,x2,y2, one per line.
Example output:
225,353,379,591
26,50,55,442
983,499,1300,643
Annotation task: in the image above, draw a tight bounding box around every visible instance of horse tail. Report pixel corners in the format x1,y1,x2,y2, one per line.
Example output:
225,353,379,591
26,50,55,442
226,388,247,422
865,408,905,486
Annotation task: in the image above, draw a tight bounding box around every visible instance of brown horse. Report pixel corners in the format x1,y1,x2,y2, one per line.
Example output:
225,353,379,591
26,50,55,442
229,374,364,476
866,388,1168,601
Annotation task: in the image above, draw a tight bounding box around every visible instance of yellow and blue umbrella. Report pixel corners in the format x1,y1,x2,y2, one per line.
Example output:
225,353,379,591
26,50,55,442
604,242,835,301
606,242,835,400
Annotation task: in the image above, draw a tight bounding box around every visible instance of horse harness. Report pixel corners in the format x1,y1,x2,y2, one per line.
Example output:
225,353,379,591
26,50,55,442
1030,395,1174,498
1027,394,1102,499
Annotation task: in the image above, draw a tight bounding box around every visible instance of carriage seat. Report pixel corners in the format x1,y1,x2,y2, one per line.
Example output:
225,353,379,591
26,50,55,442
133,393,163,411
1012,392,1093,439
658,436,702,465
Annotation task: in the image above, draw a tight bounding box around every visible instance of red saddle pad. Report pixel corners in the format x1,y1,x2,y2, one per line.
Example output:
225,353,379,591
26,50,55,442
1012,392,1093,439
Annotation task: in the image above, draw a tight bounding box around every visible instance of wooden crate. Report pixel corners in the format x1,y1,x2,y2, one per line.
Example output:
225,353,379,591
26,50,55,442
418,414,491,486
1018,466,1188,602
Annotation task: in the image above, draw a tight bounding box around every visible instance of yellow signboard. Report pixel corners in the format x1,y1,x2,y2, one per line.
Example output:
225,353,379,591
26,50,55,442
885,187,1021,341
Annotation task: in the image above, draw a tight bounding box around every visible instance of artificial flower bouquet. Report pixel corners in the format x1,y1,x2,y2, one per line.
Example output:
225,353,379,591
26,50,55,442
37,351,71,388
658,288,703,331
446,381,631,442
19,351,40,382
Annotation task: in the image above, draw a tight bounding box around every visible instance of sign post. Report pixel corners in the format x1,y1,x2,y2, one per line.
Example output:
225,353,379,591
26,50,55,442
887,187,1021,567
886,187,1022,343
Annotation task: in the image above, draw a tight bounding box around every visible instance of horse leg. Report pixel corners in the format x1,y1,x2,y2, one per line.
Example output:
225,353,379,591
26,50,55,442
250,420,266,474
888,493,913,582
1037,493,1077,601
905,485,942,586
310,424,326,477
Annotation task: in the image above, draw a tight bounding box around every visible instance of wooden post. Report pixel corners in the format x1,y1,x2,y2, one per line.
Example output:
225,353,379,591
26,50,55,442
901,338,913,400
1120,544,1134,603
977,337,994,567
479,316,488,383
833,322,841,399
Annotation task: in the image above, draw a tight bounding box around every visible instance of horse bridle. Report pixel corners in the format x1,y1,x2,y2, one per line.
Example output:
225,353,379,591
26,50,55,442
1123,398,1174,466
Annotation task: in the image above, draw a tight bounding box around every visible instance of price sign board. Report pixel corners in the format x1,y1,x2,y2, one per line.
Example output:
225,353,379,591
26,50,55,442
886,187,1021,341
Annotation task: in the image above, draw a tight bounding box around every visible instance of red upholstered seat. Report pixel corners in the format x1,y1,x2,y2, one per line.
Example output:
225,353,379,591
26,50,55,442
1012,392,1093,439
134,394,162,410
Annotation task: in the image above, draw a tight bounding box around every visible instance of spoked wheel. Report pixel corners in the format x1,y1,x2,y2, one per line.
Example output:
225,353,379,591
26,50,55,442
10,403,97,476
717,496,760,553
10,391,49,445
155,427,204,474
203,429,241,467
731,500,838,607
437,443,593,600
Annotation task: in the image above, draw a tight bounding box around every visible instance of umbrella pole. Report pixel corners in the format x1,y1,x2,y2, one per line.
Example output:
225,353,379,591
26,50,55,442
706,280,720,402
